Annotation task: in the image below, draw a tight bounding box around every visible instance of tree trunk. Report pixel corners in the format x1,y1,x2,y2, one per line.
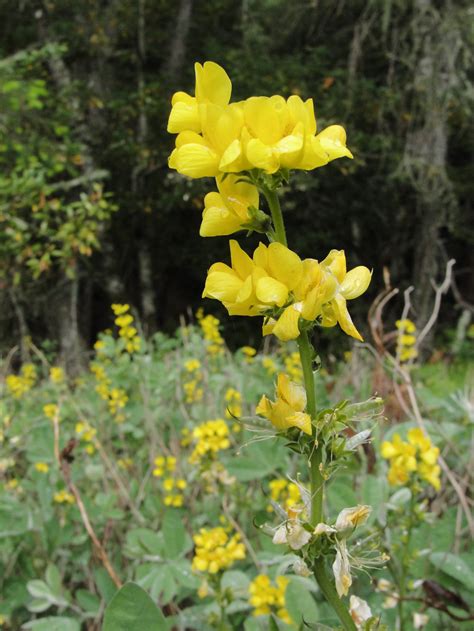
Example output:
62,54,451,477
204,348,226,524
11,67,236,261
165,0,193,80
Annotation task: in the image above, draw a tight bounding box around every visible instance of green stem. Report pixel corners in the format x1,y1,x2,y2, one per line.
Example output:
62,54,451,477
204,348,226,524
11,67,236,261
298,330,356,631
313,559,357,631
263,187,287,246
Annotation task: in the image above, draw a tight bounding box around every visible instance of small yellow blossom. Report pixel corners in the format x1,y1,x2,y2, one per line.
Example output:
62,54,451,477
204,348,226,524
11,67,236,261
34,462,49,474
6,363,37,398
54,490,75,504
256,373,312,435
43,403,59,421
184,358,201,372
241,346,256,363
268,479,301,512
192,526,245,574
224,388,242,420
197,311,225,355
248,575,291,624
49,366,64,383
396,319,418,362
111,303,129,315
381,428,440,490
189,419,230,464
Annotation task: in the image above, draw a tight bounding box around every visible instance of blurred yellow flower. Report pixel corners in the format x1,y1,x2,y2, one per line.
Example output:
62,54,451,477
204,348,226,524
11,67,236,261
192,526,245,574
248,575,291,623
34,462,49,474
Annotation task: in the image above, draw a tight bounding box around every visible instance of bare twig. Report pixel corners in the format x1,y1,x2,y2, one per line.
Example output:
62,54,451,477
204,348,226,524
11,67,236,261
59,442,122,588
417,259,455,348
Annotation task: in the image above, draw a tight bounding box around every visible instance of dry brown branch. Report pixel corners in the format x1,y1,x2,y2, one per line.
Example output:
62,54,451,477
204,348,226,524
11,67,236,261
417,259,455,348
59,441,122,588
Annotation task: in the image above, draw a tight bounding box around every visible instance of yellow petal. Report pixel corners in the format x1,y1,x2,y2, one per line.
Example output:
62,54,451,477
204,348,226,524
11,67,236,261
277,373,306,411
202,270,243,302
195,61,232,106
287,95,316,135
321,249,346,283
340,266,372,300
244,97,282,145
167,99,200,134
200,205,243,237
275,128,304,168
169,143,219,178
267,243,303,290
262,317,276,336
246,138,279,173
217,174,259,220
253,242,269,269
317,125,353,161
256,277,288,307
230,240,254,279
175,131,207,148
332,295,363,341
287,411,312,435
272,305,301,341
296,135,329,170
256,395,272,419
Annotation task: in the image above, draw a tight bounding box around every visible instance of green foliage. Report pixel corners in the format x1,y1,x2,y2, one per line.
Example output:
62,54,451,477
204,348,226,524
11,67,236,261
102,583,168,631
0,315,471,629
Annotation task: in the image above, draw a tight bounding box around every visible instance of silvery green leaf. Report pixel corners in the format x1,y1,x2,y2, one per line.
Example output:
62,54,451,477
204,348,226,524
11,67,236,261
346,429,372,450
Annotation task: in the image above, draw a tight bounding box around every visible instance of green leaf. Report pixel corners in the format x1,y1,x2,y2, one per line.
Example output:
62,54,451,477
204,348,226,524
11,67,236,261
45,564,63,596
102,582,168,631
430,552,474,591
22,617,81,631
285,579,319,625
162,510,191,559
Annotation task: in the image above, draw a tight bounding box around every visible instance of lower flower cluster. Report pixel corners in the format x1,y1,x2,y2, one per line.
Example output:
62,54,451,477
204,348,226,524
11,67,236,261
381,428,440,490
192,526,245,574
248,574,291,624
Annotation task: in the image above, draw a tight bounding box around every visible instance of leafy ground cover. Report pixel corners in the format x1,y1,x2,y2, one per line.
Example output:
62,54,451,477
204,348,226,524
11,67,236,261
0,309,472,630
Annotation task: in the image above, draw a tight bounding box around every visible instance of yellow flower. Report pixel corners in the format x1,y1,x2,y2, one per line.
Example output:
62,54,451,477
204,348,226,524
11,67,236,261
203,241,370,342
43,403,59,421
318,249,372,341
34,462,49,474
192,526,245,574
381,429,440,490
262,356,277,375
396,319,418,362
184,358,201,372
111,303,129,315
248,574,291,623
6,363,37,398
189,419,230,464
54,489,75,504
200,175,259,237
256,373,312,435
167,61,232,135
49,366,64,383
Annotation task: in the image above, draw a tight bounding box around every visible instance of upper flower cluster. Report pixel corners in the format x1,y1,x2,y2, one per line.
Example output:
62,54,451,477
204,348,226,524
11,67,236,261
168,61,352,180
381,428,440,490
203,240,371,341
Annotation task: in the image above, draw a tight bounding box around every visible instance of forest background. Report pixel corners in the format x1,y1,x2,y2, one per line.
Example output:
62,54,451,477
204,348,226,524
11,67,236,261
1,0,473,368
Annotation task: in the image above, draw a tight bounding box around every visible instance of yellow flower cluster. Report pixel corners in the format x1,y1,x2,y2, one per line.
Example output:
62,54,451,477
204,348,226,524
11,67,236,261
6,363,37,398
197,310,225,356
112,304,141,354
189,419,230,464
396,319,418,362
257,373,312,435
153,455,177,477
91,363,128,423
183,358,203,403
248,574,291,623
168,62,351,236
43,403,59,421
241,346,256,363
49,366,64,384
34,462,49,474
54,489,75,504
268,479,301,512
381,428,440,490
75,421,97,455
192,526,245,574
203,241,371,342
284,351,303,382
162,477,187,507
153,455,186,505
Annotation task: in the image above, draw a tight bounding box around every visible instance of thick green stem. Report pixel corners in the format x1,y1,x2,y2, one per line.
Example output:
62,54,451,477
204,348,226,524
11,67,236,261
263,187,287,246
298,330,356,631
313,559,357,631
